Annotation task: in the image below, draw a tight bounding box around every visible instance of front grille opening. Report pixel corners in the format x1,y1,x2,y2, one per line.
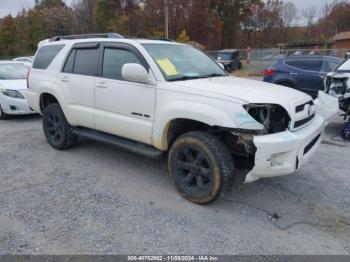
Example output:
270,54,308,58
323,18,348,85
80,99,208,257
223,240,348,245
296,101,314,113
304,134,321,155
294,114,315,129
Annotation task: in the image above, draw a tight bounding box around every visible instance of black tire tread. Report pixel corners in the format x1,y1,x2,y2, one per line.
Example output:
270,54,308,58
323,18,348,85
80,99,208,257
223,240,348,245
43,103,78,150
169,131,234,204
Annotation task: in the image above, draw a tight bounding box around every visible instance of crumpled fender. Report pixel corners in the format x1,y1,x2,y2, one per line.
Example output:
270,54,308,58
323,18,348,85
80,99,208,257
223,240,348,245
314,91,340,125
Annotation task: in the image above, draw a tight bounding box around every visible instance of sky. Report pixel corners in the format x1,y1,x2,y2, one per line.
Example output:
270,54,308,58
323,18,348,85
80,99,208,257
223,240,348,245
0,0,331,19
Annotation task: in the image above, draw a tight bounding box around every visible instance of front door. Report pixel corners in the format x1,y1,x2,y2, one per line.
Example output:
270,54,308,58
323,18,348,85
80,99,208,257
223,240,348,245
94,44,156,145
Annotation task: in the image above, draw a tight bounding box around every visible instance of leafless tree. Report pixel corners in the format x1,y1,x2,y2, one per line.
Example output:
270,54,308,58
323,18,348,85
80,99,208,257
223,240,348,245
302,6,317,38
281,1,297,43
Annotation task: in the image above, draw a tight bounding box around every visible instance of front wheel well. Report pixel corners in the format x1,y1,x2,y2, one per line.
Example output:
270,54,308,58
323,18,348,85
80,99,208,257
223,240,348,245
40,93,59,112
167,119,212,147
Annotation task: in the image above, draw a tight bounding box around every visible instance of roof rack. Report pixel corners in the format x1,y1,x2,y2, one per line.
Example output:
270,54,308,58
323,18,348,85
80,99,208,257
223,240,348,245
153,38,173,42
49,33,124,42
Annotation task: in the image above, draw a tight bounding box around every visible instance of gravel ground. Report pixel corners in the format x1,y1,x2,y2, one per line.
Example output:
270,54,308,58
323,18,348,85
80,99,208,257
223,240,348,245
0,114,349,255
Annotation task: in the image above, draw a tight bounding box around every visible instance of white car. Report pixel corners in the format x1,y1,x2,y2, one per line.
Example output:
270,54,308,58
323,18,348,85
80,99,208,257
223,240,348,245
0,61,35,119
12,56,34,64
325,58,350,114
26,34,339,204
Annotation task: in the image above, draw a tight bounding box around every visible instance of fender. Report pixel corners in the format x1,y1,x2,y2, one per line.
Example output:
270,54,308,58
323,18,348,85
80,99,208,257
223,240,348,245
38,82,66,113
153,101,237,150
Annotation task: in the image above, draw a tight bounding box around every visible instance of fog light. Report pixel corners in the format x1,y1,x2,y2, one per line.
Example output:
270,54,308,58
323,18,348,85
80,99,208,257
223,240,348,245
270,152,287,167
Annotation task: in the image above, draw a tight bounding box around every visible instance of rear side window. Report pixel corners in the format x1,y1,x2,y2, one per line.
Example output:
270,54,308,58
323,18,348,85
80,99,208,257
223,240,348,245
33,44,64,69
73,48,100,76
63,50,76,73
102,48,142,80
285,60,323,72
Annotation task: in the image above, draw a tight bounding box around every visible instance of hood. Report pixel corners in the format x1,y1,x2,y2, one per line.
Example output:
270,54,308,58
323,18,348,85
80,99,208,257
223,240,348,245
173,76,308,104
0,79,27,91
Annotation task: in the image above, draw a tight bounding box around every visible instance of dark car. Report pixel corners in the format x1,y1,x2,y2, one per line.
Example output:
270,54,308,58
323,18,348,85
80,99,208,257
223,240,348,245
216,49,242,72
263,55,342,98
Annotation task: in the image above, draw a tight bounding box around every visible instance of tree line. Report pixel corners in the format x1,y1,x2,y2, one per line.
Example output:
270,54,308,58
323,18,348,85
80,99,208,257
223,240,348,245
0,0,350,57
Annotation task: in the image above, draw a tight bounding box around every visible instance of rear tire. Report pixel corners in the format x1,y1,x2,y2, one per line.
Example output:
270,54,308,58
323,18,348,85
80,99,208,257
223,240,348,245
0,105,8,120
43,103,78,150
168,131,234,205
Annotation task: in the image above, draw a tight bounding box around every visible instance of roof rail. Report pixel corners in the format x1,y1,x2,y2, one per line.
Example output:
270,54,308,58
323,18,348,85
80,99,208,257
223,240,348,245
153,38,173,42
49,33,124,42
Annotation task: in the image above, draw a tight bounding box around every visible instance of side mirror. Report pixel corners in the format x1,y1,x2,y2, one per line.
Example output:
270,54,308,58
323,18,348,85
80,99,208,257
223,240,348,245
122,63,149,84
218,62,225,70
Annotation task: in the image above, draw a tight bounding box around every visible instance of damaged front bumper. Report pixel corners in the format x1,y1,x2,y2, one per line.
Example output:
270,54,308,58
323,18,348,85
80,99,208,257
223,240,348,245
245,91,339,183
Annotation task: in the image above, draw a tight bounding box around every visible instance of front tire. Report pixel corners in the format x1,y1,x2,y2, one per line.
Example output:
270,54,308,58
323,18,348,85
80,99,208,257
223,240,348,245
43,103,78,150
168,132,234,205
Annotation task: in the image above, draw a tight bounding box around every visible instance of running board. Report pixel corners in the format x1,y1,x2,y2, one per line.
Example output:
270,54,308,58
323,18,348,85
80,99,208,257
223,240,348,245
72,128,164,159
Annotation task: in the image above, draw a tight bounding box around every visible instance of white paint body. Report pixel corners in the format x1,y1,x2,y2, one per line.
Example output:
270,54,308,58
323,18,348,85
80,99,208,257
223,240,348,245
0,61,34,116
26,38,339,182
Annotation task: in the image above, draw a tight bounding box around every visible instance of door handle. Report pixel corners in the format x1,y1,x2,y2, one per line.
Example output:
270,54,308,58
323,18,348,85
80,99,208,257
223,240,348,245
290,72,298,76
96,82,107,89
60,77,69,83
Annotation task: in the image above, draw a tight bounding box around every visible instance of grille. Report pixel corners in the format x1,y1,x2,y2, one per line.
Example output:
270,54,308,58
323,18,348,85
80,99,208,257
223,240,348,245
295,100,314,113
294,114,315,129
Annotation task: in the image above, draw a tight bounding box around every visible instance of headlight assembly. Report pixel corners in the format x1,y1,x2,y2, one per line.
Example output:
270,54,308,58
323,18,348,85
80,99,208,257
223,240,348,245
0,89,25,99
243,104,291,134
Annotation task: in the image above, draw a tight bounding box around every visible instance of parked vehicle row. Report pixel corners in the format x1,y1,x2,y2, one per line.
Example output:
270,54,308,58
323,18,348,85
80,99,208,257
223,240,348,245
20,33,339,204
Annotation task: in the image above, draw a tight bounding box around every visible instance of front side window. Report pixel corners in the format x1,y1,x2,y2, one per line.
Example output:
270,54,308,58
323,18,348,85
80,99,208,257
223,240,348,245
0,63,30,80
143,44,226,81
33,44,64,69
102,48,142,80
73,48,99,76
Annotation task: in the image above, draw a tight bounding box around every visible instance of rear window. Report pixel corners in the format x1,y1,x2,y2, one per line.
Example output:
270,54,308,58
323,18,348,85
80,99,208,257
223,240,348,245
33,44,64,69
285,60,323,72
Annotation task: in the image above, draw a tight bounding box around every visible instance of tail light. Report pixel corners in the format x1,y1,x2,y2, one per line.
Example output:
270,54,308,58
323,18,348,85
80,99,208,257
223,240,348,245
264,69,275,76
26,67,31,89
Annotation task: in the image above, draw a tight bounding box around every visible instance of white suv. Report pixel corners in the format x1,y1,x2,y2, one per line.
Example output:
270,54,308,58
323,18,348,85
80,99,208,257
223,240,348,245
26,34,338,204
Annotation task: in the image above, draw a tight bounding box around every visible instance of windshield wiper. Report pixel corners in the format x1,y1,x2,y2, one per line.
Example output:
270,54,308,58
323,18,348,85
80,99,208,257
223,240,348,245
169,73,226,82
168,75,203,82
201,73,226,78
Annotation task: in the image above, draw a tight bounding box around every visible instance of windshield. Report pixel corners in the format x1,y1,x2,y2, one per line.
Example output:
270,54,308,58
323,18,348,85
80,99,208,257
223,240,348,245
143,44,227,81
217,52,233,60
336,58,350,72
0,63,30,80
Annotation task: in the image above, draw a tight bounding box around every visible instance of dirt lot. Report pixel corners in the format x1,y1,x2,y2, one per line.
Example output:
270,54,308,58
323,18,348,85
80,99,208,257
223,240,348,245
0,113,350,255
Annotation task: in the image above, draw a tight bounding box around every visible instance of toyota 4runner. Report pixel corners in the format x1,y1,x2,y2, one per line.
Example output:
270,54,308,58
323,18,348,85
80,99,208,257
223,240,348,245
26,33,339,204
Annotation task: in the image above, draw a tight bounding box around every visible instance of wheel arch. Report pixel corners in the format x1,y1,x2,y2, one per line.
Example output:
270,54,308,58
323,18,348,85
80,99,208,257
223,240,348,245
40,92,60,113
153,102,235,150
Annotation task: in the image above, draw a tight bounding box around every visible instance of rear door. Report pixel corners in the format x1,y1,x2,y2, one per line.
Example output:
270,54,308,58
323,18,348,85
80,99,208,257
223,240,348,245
285,59,324,98
59,43,100,128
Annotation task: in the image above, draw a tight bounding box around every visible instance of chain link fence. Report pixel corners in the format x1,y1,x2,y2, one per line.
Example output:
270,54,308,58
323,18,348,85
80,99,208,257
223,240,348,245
206,48,348,77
